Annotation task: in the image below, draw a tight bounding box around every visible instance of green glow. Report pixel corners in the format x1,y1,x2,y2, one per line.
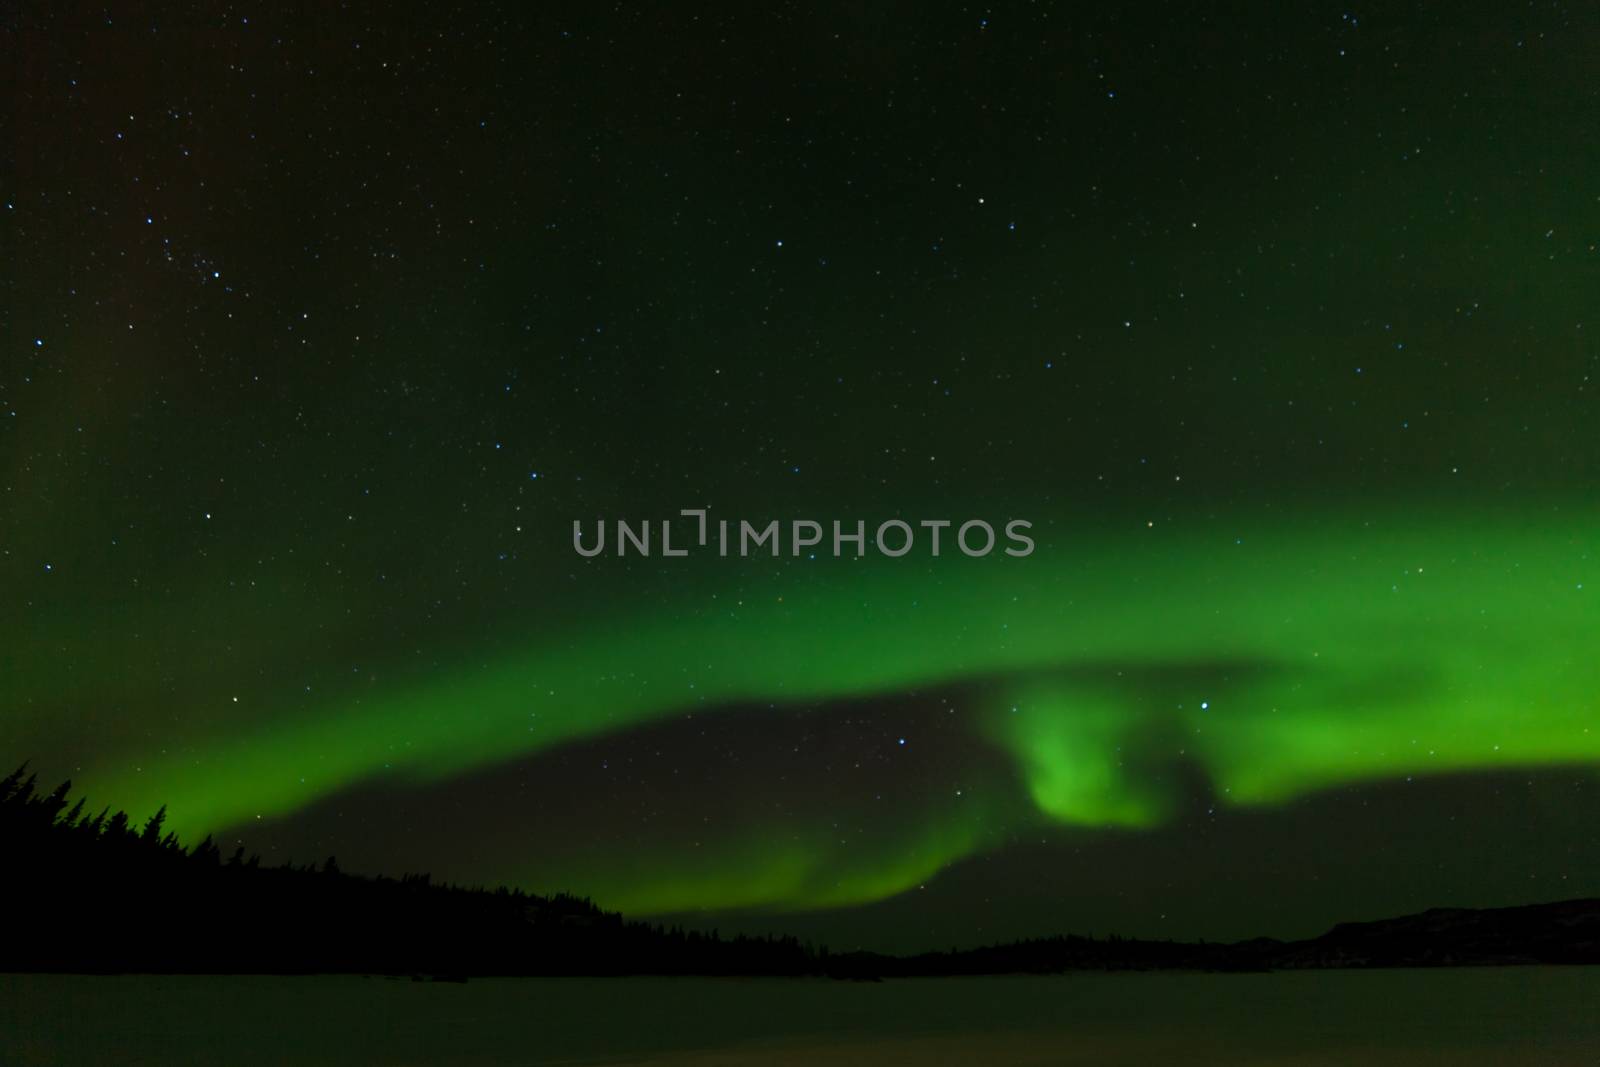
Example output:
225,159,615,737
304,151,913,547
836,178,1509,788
986,684,1170,828
537,801,1000,916
7,501,1599,914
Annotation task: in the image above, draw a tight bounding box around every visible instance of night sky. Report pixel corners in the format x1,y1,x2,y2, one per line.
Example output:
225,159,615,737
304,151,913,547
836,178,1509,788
6,3,1599,952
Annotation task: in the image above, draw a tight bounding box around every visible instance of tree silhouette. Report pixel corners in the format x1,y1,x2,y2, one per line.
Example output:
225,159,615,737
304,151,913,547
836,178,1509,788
0,764,820,977
3,763,1595,977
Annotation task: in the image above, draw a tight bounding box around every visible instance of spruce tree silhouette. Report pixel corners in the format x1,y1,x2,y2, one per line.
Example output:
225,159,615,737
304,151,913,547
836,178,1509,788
0,764,820,977
3,763,1595,977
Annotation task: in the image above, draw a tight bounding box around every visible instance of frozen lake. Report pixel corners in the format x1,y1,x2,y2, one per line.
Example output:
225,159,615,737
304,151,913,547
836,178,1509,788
4,968,1598,1065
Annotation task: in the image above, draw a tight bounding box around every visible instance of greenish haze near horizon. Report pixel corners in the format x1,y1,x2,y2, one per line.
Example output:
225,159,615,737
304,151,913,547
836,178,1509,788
10,500,1597,916
7,1,1600,944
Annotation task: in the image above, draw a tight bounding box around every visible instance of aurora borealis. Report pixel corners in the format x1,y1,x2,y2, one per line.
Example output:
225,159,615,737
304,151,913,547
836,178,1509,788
6,3,1599,951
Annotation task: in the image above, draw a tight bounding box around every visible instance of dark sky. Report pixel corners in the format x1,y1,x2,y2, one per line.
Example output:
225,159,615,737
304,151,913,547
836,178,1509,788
5,2,1599,952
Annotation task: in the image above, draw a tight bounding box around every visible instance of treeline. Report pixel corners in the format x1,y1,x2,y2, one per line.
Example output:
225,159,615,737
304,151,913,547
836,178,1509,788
0,765,819,976
6,765,1597,977
856,933,1277,976
833,900,1600,976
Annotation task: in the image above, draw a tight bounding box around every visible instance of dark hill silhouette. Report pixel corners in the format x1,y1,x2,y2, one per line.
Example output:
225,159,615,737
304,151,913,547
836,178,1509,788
829,898,1600,978
4,765,1596,977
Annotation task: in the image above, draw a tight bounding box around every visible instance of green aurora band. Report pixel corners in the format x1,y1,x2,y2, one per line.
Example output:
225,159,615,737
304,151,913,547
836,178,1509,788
7,499,1596,914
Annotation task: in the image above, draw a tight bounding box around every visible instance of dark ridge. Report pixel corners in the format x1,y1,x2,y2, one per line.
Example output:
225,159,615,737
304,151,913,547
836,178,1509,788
4,766,1596,978
832,897,1600,978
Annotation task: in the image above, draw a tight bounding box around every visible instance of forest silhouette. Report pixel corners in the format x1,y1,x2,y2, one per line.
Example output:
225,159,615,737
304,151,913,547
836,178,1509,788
0,764,817,977
4,764,1596,977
